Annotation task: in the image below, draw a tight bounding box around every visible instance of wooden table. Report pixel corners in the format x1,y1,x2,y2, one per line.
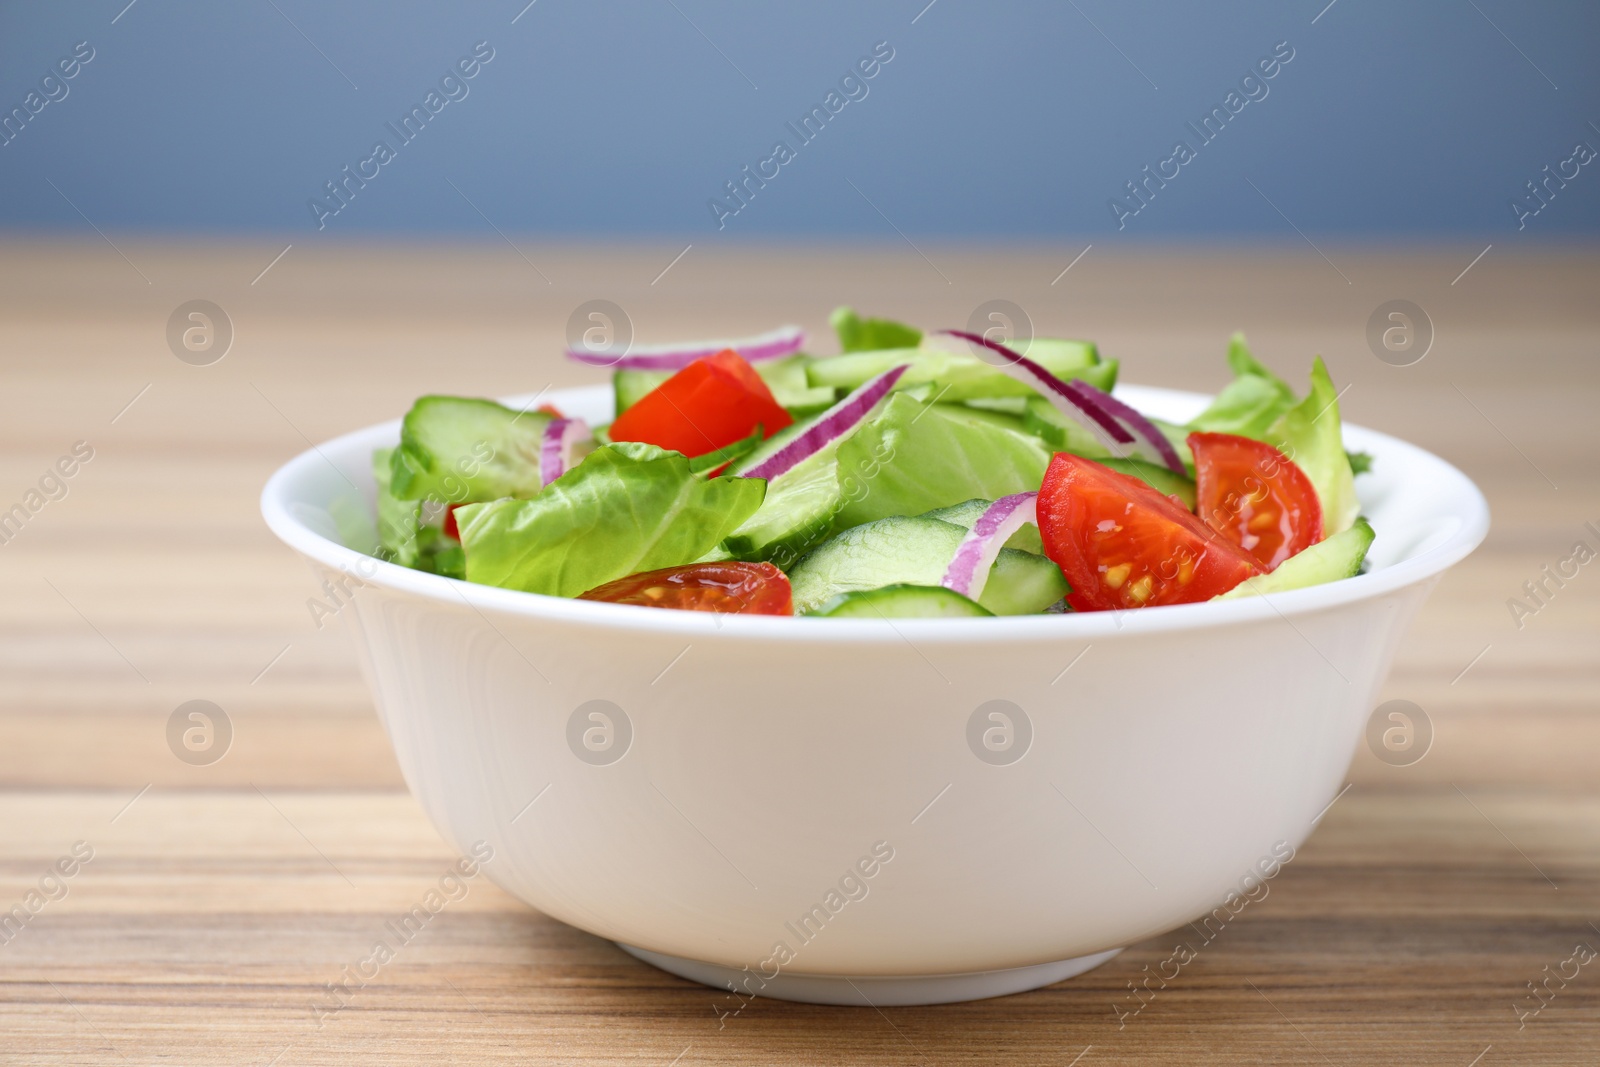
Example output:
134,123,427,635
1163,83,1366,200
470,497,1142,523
1,241,1596,1064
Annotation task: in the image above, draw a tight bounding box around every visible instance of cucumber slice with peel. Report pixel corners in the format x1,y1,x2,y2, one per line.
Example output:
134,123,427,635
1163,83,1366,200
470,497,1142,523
390,396,551,501
722,444,844,570
1219,518,1374,599
814,584,994,618
806,341,1112,401
922,498,1045,555
790,516,1068,616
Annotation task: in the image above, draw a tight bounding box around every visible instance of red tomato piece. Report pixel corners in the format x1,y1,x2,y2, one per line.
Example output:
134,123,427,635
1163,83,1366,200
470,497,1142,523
536,403,565,417
1189,432,1323,571
443,503,463,541
1037,453,1261,612
578,561,793,615
608,349,793,458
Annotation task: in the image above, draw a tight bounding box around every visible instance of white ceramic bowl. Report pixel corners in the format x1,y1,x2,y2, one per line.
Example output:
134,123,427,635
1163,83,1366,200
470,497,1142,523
262,384,1488,1006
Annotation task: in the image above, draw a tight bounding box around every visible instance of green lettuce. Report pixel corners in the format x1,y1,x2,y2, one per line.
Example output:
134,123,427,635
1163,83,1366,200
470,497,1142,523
375,447,421,563
1268,357,1359,535
390,396,553,502
1188,333,1299,438
833,393,1051,529
373,448,464,577
688,426,765,473
457,442,765,597
1187,337,1367,526
831,306,922,352
1225,331,1295,397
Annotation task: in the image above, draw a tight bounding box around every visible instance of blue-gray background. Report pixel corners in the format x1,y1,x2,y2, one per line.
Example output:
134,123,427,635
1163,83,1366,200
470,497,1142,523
2,0,1596,238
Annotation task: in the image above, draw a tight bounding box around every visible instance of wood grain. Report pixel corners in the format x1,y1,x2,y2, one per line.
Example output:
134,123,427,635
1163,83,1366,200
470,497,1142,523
0,241,1596,1065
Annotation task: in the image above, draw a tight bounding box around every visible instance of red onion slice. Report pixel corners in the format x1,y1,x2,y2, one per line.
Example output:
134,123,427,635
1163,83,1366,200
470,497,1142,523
540,417,590,485
1063,379,1187,475
937,330,1133,452
741,364,910,482
939,330,1184,472
566,324,804,370
941,493,1039,601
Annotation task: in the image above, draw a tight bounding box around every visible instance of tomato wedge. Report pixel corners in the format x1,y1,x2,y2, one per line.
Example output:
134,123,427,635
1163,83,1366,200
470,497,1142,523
578,561,793,615
1037,453,1261,611
1189,432,1323,571
608,349,793,458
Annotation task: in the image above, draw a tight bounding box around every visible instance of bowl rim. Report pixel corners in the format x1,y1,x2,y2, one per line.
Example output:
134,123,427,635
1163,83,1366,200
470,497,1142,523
260,383,1490,644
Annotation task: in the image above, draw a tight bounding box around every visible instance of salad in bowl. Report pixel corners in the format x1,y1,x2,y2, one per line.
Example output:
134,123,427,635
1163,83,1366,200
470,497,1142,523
376,308,1374,621
261,308,1486,1005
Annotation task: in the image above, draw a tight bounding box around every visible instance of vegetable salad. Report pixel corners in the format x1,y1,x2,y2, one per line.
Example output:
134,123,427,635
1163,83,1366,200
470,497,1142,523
373,309,1373,618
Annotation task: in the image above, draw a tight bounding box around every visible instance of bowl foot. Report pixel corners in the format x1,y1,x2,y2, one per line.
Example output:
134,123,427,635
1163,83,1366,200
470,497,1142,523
616,943,1124,1006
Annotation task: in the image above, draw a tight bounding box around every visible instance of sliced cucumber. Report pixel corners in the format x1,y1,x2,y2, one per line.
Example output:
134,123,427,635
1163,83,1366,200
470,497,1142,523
805,340,1112,401
613,369,668,414
721,444,843,569
613,355,835,418
374,447,464,576
390,396,551,501
1023,394,1110,455
833,393,1052,530
790,516,1068,616
936,402,1030,434
758,353,838,415
1219,518,1375,599
922,498,1045,556
722,375,914,567
814,584,994,619
962,396,1030,417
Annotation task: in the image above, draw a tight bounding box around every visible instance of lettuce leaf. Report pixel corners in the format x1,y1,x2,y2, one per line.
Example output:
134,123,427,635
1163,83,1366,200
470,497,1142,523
1188,333,1298,438
374,447,422,564
1268,357,1359,535
457,442,765,597
689,425,765,473
830,306,922,353
1188,374,1295,438
1225,331,1295,399
373,448,464,577
833,393,1051,529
